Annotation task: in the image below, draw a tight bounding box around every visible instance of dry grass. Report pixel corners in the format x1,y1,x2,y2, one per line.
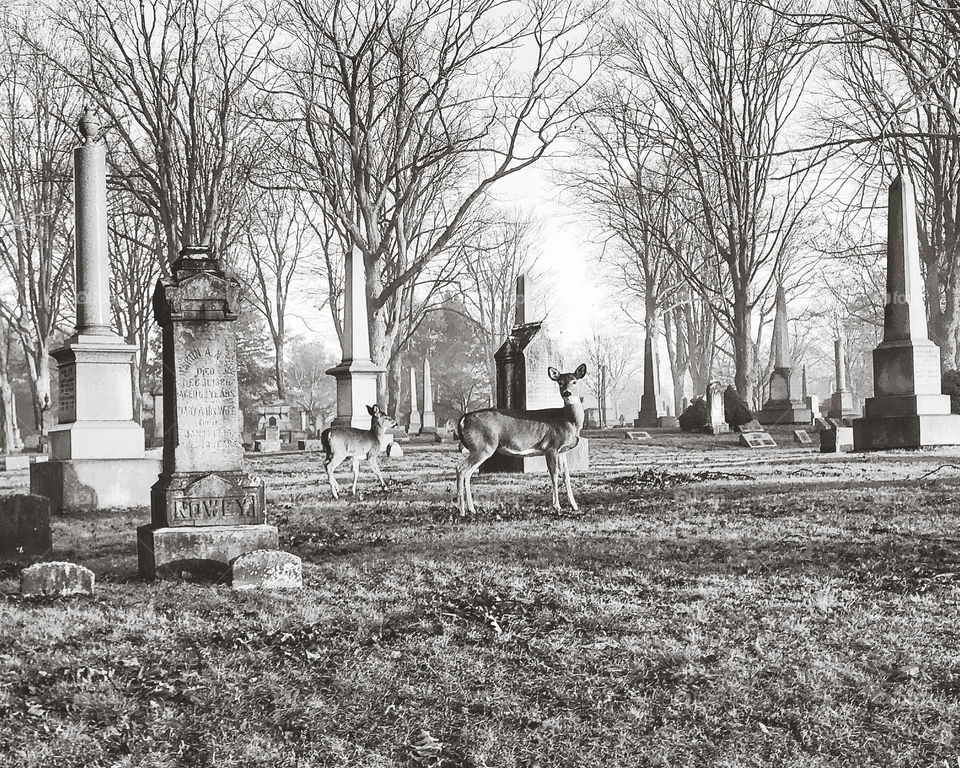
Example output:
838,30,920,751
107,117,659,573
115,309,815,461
1,430,959,767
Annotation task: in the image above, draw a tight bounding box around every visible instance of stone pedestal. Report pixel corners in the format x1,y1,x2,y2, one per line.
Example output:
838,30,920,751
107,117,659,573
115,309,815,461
138,248,276,581
30,111,160,511
854,176,960,450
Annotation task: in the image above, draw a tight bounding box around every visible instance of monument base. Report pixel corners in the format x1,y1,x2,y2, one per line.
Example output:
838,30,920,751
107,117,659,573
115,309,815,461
480,438,589,474
48,420,147,460
853,413,960,450
757,400,812,425
828,390,858,419
326,359,385,429
658,416,679,429
255,439,282,453
151,471,266,528
30,457,162,512
820,427,854,453
137,523,278,581
706,422,730,435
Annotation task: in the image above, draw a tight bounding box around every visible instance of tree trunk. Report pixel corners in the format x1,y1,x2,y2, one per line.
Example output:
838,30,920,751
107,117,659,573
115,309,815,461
732,298,755,403
26,343,51,433
0,326,21,453
386,349,402,419
274,335,286,400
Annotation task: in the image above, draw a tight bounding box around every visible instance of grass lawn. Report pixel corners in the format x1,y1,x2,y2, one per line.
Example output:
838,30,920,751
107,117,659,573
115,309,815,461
1,430,959,767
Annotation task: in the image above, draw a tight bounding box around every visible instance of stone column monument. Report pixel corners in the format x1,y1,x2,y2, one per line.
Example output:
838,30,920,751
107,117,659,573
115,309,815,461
854,175,960,449
828,336,857,419
30,108,161,511
326,246,384,428
758,285,812,424
705,381,729,434
420,358,437,434
138,246,276,580
406,367,421,434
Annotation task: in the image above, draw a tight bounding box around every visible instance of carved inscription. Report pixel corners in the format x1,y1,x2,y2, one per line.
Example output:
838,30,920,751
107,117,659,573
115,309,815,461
175,338,240,456
173,493,258,524
59,365,76,419
913,344,941,391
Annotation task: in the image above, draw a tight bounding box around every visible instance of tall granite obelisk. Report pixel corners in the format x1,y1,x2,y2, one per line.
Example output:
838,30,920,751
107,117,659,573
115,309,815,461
828,336,857,419
635,332,663,427
139,246,276,580
326,246,384,428
419,358,437,434
854,175,960,449
758,285,812,424
406,367,421,434
30,108,161,511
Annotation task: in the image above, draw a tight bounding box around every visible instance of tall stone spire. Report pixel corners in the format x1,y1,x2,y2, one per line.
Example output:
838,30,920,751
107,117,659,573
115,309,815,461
772,284,791,369
758,284,811,425
419,358,437,434
884,175,928,342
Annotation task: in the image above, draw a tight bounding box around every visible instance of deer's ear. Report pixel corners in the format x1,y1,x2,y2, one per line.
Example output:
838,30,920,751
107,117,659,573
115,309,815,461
574,363,587,379
366,405,375,415
548,367,560,381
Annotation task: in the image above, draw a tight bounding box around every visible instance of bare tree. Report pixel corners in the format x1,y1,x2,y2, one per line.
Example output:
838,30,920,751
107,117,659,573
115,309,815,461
0,318,22,452
276,0,599,401
613,0,823,401
0,15,74,430
580,330,638,424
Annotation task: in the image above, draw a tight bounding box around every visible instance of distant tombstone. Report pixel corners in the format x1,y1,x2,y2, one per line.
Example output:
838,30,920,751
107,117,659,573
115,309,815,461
813,417,831,432
626,431,651,441
739,432,776,448
820,427,854,453
0,494,52,564
705,382,730,435
231,549,302,590
793,429,812,445
21,561,94,598
298,439,324,451
737,419,765,433
584,407,600,429
386,442,404,457
138,246,277,581
757,285,812,425
1,455,30,471
420,359,437,434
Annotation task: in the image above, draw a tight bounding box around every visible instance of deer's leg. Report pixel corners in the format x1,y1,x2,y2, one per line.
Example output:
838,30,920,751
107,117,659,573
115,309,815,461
325,452,345,499
458,451,491,515
545,452,561,511
561,452,578,511
351,459,361,495
369,454,386,489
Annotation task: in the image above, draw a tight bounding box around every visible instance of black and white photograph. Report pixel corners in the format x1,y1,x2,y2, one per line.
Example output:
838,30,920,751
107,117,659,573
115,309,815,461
0,0,958,764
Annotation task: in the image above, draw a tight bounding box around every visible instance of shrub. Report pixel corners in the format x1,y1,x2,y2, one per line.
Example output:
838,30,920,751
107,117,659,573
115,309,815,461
723,385,753,429
943,369,960,414
679,397,709,432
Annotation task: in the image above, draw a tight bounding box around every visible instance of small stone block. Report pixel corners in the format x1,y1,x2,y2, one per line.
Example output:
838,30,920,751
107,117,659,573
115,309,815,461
821,426,855,453
626,431,651,440
298,439,324,451
137,523,279,581
0,494,52,563
706,422,731,435
20,561,94,598
386,442,404,457
813,418,831,432
793,429,812,445
739,432,776,448
1,455,31,471
255,440,282,453
231,549,302,590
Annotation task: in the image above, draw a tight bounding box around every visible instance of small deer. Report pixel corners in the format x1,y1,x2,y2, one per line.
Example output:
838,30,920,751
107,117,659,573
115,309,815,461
320,404,397,499
456,363,587,514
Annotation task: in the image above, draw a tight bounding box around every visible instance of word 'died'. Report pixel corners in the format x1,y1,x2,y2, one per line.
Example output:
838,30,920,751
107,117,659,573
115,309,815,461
173,494,258,522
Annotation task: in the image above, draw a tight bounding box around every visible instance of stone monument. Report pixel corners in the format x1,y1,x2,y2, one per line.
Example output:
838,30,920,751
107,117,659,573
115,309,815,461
854,175,960,449
757,285,812,425
30,108,161,511
635,333,663,427
326,245,384,427
828,336,857,419
705,381,729,434
138,246,277,581
419,358,437,434
482,275,589,473
406,367,421,434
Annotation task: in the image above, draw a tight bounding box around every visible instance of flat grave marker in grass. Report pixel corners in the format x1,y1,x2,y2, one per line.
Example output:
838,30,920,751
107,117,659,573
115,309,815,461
739,431,777,448
626,431,651,441
793,429,813,445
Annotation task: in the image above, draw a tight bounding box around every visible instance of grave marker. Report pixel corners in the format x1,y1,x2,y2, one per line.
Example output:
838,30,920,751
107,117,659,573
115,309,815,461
793,429,812,445
739,432,777,448
0,494,51,563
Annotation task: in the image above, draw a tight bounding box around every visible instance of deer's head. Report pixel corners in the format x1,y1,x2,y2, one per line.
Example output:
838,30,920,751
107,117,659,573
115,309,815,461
548,363,587,399
366,404,397,431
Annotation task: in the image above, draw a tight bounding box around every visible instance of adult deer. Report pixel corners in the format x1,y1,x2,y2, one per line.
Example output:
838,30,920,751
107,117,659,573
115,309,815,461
321,404,396,499
456,363,587,514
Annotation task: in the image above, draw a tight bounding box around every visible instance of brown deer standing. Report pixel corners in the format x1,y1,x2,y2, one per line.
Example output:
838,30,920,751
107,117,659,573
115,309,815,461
321,404,397,499
456,363,587,514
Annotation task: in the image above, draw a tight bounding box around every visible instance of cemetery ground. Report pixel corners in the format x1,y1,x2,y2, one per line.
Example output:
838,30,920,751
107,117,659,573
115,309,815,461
1,432,959,768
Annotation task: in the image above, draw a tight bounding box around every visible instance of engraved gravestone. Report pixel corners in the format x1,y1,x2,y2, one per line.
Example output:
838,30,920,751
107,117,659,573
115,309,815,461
138,247,277,580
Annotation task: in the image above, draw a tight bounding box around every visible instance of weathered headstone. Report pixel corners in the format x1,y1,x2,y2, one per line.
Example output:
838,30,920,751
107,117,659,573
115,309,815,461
821,426,854,453
705,381,730,435
739,432,776,448
854,176,960,449
231,549,302,590
407,367,421,434
30,109,161,511
829,336,858,419
793,429,812,445
420,358,437,434
326,245,385,428
482,275,589,473
0,494,51,563
21,561,94,598
138,246,277,581
758,286,812,425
